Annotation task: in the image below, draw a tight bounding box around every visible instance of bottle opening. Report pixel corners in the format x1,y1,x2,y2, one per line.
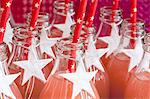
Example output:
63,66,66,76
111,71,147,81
100,6,122,23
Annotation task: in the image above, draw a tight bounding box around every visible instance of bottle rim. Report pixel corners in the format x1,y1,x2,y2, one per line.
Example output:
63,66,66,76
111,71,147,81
53,0,74,16
121,18,145,40
26,12,50,28
100,6,122,15
55,37,84,61
12,25,40,47
99,6,122,23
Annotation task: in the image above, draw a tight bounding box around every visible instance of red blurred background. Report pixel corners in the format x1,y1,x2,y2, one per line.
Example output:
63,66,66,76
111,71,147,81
1,0,150,31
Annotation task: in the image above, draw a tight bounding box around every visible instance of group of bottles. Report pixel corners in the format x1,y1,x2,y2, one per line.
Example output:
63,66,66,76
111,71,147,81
0,0,149,99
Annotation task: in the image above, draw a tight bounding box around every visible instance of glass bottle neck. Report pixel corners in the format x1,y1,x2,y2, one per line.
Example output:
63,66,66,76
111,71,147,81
71,24,96,42
55,37,84,60
53,0,74,16
119,19,145,49
26,12,50,30
12,26,40,48
100,6,122,24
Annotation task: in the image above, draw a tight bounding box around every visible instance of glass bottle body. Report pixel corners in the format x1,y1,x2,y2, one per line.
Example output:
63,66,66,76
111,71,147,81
125,71,150,98
106,19,145,98
96,6,123,70
125,33,150,98
0,43,23,99
8,26,50,98
39,38,100,99
26,12,55,75
80,26,109,98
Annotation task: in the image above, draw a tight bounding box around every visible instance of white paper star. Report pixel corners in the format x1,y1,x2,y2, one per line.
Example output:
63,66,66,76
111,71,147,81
6,2,11,7
13,41,53,85
85,35,108,72
13,58,52,85
3,20,13,52
4,20,13,43
59,57,98,99
122,39,144,72
54,12,75,38
0,72,20,99
39,27,61,58
99,23,120,57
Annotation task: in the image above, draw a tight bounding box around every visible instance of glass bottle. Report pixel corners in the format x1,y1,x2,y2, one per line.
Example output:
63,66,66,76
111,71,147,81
26,12,54,77
96,6,123,70
125,33,150,98
0,42,23,99
7,25,50,98
75,25,109,98
49,0,74,38
106,19,145,98
39,37,100,99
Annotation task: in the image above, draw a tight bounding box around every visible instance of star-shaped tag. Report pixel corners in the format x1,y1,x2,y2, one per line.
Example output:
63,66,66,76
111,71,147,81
13,58,52,85
0,72,20,99
122,39,144,72
85,35,108,72
4,19,13,52
59,57,98,99
99,23,121,57
39,27,61,58
54,12,75,38
13,39,53,85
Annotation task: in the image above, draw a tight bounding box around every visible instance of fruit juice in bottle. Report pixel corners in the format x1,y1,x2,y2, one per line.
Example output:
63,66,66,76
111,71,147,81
40,38,100,99
125,33,150,99
96,6,123,70
8,26,51,98
106,19,145,98
0,42,23,99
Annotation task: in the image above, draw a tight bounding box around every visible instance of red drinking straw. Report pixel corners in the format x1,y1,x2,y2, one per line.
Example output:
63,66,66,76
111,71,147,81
130,0,137,48
84,0,98,45
72,0,88,43
85,0,98,28
112,0,120,21
27,0,42,44
29,0,42,30
112,0,120,10
24,0,42,60
68,0,88,73
0,0,13,44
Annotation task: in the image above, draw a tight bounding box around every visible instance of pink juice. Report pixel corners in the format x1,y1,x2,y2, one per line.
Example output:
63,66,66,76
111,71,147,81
39,74,100,99
106,53,130,98
125,71,150,98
